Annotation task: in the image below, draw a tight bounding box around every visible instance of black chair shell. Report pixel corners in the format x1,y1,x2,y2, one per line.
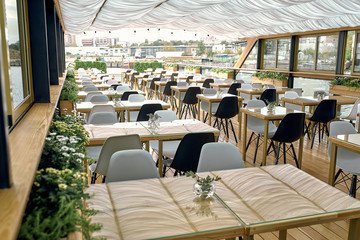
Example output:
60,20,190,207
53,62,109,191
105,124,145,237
260,89,276,105
136,104,163,121
227,83,241,95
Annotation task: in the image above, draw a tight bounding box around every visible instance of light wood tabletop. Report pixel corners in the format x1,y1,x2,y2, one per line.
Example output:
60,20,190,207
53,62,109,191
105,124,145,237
77,90,145,99
170,86,205,118
237,88,293,105
87,164,360,240
240,106,305,167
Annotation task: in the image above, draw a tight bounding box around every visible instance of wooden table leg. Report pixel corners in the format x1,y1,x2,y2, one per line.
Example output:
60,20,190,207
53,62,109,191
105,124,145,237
298,135,304,169
279,229,287,240
178,92,182,118
242,113,247,162
121,111,125,122
348,218,360,240
208,102,212,126
171,89,174,110
197,99,201,121
262,120,269,166
158,140,163,177
328,143,338,186
243,235,254,240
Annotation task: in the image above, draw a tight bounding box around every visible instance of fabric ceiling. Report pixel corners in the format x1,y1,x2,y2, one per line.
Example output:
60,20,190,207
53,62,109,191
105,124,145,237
55,0,360,37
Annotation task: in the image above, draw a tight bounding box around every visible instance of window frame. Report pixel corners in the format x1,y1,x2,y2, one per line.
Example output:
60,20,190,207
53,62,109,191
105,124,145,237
351,30,360,75
261,37,291,70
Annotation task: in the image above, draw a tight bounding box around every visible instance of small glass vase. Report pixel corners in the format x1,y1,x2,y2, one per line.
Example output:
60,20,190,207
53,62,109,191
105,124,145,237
193,182,215,199
267,104,275,112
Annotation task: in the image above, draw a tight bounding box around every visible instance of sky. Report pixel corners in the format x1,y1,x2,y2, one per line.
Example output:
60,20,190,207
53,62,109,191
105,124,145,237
76,28,234,45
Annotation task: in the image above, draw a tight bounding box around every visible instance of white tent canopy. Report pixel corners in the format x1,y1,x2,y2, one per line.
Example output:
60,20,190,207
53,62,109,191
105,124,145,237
56,0,360,38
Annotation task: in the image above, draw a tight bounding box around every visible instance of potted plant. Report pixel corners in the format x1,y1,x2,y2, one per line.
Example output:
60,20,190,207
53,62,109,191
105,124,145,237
329,77,360,97
164,64,178,71
185,66,201,74
252,71,288,87
186,171,221,199
59,80,79,116
210,68,234,79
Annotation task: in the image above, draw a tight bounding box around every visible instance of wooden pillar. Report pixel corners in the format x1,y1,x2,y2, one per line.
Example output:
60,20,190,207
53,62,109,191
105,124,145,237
336,31,346,75
288,35,297,88
45,0,59,85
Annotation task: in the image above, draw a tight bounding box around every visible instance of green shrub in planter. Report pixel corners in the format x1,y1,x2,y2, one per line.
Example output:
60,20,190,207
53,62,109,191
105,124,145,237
74,60,107,73
330,77,360,88
134,61,163,72
252,71,287,80
60,81,79,102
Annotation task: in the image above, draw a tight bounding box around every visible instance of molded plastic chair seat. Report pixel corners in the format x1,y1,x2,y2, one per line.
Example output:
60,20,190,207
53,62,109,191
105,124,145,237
116,85,131,93
136,103,163,121
202,78,214,88
89,94,109,103
200,88,219,122
83,85,99,92
341,98,360,122
88,112,118,124
84,92,103,102
86,105,116,123
227,83,241,95
106,149,159,182
284,91,302,111
197,142,245,172
121,91,139,100
181,87,201,119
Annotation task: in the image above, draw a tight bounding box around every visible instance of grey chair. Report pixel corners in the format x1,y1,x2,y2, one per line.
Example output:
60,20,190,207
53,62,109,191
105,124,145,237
83,85,99,92
88,112,118,124
89,94,109,103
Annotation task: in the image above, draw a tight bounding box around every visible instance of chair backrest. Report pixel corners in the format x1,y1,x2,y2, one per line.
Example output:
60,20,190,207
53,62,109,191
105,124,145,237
84,92,103,102
88,112,118,124
136,103,163,121
128,94,145,102
271,113,305,143
154,110,178,122
247,99,266,108
264,84,275,89
121,91,139,100
177,81,187,87
234,80,245,84
310,99,337,123
95,135,143,176
344,98,360,120
110,84,122,90
284,91,299,99
246,100,266,128
241,84,252,90
116,85,131,93
82,81,94,85
150,77,161,90
171,72,178,81
106,149,159,182
252,83,262,88
228,83,241,95
88,105,116,118
107,79,118,85
183,87,201,104
214,96,239,119
202,78,214,88
83,85,98,92
203,88,217,96
186,75,193,84
170,132,215,172
197,142,245,172
163,81,177,96
260,89,276,105
89,94,109,103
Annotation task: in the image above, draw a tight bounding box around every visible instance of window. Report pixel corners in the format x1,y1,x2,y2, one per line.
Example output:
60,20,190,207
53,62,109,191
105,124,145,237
353,32,360,73
4,0,32,124
297,34,338,72
241,41,258,69
263,38,290,69
344,31,355,74
263,40,276,69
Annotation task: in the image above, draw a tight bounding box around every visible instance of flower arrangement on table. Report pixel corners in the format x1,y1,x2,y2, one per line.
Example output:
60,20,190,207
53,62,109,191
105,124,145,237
186,171,221,199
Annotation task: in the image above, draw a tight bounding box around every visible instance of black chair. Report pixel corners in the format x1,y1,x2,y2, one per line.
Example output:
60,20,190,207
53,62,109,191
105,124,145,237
139,74,149,91
121,91,138,101
212,96,239,143
186,75,193,84
202,78,214,88
136,103,163,121
267,113,305,168
304,99,337,149
110,84,122,90
260,89,276,105
227,83,241,95
171,72,178,81
130,72,139,89
168,132,215,176
149,77,161,99
162,81,177,102
180,87,201,119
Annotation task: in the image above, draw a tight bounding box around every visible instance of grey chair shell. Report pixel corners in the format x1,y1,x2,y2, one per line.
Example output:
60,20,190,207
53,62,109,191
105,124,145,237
90,94,109,103
83,85,99,92
84,92,103,102
88,112,118,124
106,149,159,182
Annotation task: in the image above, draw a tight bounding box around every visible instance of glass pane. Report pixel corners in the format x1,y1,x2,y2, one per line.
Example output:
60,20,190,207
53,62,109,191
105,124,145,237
5,0,26,108
354,32,360,73
276,39,290,69
344,31,355,74
241,41,258,69
263,40,276,69
297,36,316,70
316,34,338,71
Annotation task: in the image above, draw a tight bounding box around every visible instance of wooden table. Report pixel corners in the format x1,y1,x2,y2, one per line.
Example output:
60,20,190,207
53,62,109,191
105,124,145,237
77,90,145,100
189,78,205,85
328,134,360,186
85,119,220,176
197,93,243,139
282,95,357,114
210,82,232,91
77,83,122,91
237,88,293,105
87,164,360,240
154,80,169,100
76,100,170,121
241,106,305,167
171,86,205,118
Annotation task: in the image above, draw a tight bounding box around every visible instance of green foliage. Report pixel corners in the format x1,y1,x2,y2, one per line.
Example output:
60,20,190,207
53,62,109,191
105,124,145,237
67,69,75,79
185,66,200,70
74,60,107,73
134,61,163,73
252,71,287,80
330,77,360,88
210,68,233,73
196,41,206,56
165,64,177,68
185,171,221,185
60,80,79,101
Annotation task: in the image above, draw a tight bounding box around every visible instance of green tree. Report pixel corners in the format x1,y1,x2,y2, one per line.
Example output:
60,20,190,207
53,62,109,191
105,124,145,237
220,40,230,45
196,41,206,56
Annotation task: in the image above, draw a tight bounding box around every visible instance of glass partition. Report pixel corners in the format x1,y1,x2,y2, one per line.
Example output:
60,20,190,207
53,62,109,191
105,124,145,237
344,31,354,74
316,34,338,71
353,32,360,73
263,39,276,69
297,36,316,71
241,41,258,69
276,39,290,69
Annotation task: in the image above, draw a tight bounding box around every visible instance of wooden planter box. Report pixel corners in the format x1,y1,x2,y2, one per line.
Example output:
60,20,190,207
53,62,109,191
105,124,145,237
252,76,288,87
329,85,360,97
164,66,178,71
185,68,200,74
210,72,234,79
60,100,75,116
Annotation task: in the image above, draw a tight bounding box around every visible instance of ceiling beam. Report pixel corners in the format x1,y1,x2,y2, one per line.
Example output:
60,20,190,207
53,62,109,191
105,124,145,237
52,0,66,32
91,0,107,27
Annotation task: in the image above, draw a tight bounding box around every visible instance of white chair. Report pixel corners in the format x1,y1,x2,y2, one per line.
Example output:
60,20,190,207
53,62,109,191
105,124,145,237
197,142,245,172
106,149,159,182
88,112,118,124
150,110,181,172
82,80,94,85
89,135,143,183
116,85,131,93
284,91,302,111
126,94,146,122
240,84,252,105
200,88,218,123
252,82,262,88
341,98,360,123
106,79,118,85
84,92,103,102
328,121,360,197
83,85,98,92
87,105,116,123
89,94,109,103
246,100,277,163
